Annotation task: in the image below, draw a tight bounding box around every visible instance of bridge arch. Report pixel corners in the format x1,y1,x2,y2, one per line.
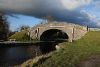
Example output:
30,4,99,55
30,22,88,42
40,29,69,41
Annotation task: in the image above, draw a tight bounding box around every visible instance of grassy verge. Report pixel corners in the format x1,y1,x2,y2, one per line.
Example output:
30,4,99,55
9,30,30,41
35,31,100,67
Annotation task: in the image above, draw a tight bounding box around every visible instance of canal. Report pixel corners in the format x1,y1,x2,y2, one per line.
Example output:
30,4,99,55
0,41,57,66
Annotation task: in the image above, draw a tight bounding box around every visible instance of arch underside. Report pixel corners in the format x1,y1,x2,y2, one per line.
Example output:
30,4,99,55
40,29,69,41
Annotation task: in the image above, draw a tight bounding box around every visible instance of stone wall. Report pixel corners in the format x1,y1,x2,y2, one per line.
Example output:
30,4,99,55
29,22,88,42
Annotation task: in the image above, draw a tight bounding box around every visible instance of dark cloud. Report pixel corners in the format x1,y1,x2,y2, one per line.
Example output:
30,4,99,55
0,0,99,27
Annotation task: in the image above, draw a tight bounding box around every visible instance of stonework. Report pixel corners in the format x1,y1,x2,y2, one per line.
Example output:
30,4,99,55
29,22,88,42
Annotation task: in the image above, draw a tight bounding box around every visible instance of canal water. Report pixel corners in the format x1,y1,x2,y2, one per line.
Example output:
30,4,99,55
0,42,57,66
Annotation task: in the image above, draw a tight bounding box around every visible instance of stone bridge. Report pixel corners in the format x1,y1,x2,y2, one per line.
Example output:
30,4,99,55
29,22,88,42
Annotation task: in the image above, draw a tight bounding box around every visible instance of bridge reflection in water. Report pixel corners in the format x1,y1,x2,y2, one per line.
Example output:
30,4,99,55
0,41,62,66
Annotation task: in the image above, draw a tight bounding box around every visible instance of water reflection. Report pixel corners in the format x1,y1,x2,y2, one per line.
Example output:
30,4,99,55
0,42,56,66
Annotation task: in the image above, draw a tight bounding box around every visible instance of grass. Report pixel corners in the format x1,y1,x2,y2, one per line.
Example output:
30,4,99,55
9,30,30,41
34,31,100,67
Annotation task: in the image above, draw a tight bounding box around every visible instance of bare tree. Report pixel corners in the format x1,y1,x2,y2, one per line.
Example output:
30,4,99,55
46,16,54,22
18,25,30,32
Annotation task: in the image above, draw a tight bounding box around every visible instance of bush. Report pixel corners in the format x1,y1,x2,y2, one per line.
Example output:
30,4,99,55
9,30,30,41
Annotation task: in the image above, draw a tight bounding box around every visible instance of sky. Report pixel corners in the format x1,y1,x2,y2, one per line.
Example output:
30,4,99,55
0,0,100,31
7,15,42,31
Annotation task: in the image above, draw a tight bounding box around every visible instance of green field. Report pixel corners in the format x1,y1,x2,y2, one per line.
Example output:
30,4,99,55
34,31,100,67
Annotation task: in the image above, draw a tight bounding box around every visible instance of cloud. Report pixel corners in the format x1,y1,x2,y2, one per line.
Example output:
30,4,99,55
0,0,99,27
93,0,100,9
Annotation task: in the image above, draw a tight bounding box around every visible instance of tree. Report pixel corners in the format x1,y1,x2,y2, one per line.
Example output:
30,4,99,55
46,16,54,22
18,25,30,32
0,13,9,41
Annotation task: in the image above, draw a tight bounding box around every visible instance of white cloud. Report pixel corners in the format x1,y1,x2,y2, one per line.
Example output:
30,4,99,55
61,0,92,10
